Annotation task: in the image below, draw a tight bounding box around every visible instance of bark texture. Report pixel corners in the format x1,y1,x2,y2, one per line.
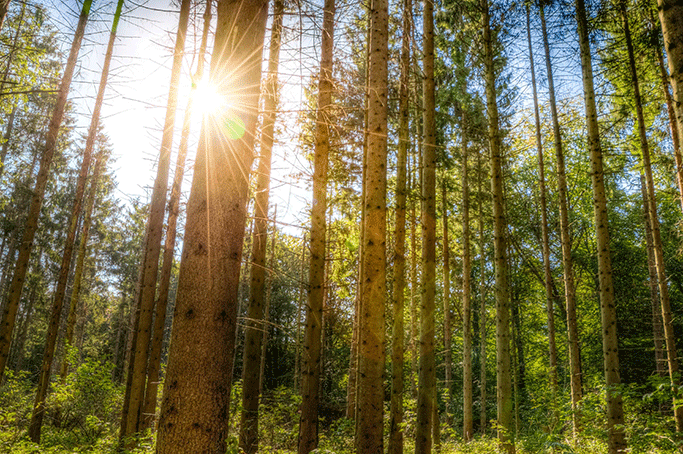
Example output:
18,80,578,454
154,1,269,452
462,125,473,441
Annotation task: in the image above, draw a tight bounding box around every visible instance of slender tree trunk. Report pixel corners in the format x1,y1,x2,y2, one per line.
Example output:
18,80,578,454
416,0,436,451
259,209,277,395
410,167,419,399
236,1,282,450
296,233,306,393
539,4,582,433
27,1,121,441
442,180,453,429
122,0,191,441
389,0,410,449
622,2,683,430
478,150,488,435
0,0,91,383
0,106,16,178
482,0,513,451
155,1,269,452
575,0,626,451
142,0,213,433
0,1,24,98
462,122,473,441
356,0,388,451
526,4,558,418
640,174,666,377
298,1,334,452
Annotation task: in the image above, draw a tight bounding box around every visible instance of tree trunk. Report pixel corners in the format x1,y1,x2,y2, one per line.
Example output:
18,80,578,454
296,233,306,394
121,0,191,441
442,180,453,430
259,209,277,395
410,165,419,399
27,0,120,441
356,0,387,451
478,149,488,435
298,1,334,452
142,0,213,433
154,1,269,452
482,0,513,451
462,121,473,441
526,3,558,419
389,0,410,449
622,2,683,430
0,0,91,383
539,4,582,434
575,0,626,451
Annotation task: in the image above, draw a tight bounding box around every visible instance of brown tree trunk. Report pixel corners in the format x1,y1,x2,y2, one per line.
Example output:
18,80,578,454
296,233,306,394
622,2,683,431
539,4,582,434
462,122,473,441
478,150,488,435
389,0,410,449
416,0,436,451
121,0,191,442
356,0,388,451
0,0,91,383
410,166,419,400
142,1,213,433
575,0,626,451
442,180,453,429
154,1,269,452
259,209,277,395
298,1,334,452
27,0,120,441
482,0,513,451
526,4,558,418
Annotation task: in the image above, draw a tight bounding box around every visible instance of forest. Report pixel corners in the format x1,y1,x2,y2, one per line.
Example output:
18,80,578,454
1,0,683,452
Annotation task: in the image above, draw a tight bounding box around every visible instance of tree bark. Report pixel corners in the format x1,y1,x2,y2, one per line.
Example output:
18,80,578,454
121,0,191,441
539,4,582,434
482,0,513,451
154,1,269,452
478,149,488,435
0,0,91,383
575,0,626,451
622,2,683,431
298,1,334,452
526,3,558,419
356,0,387,451
442,180,453,430
462,121,473,441
389,0,410,450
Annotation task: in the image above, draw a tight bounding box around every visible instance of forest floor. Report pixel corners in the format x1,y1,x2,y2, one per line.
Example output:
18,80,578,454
1,369,681,453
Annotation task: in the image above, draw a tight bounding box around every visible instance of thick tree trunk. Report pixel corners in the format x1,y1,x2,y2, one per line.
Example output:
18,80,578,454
237,1,283,451
389,0,410,449
539,4,582,433
462,123,473,441
416,1,437,452
143,1,213,433
28,1,121,441
575,0,626,451
154,1,269,452
121,0,191,441
356,0,387,451
526,4,558,417
622,2,683,430
482,1,513,451
0,0,91,382
298,1,334,452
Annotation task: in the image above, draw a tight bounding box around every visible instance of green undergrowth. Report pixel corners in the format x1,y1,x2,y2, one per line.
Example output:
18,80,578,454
1,373,681,453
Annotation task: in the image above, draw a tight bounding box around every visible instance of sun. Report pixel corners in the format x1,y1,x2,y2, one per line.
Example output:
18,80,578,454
192,79,229,116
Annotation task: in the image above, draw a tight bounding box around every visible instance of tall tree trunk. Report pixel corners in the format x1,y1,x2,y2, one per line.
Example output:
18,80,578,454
462,122,473,441
416,0,437,451
296,233,306,393
622,2,683,431
259,208,277,395
298,1,334,452
27,0,121,441
154,1,269,452
142,0,213,432
121,0,191,441
482,0,513,451
237,1,282,450
526,3,558,417
478,149,488,435
640,174,666,377
410,166,419,399
575,0,626,451
658,1,683,206
356,0,388,451
0,0,92,382
539,4,582,433
442,180,453,429
389,0,410,449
